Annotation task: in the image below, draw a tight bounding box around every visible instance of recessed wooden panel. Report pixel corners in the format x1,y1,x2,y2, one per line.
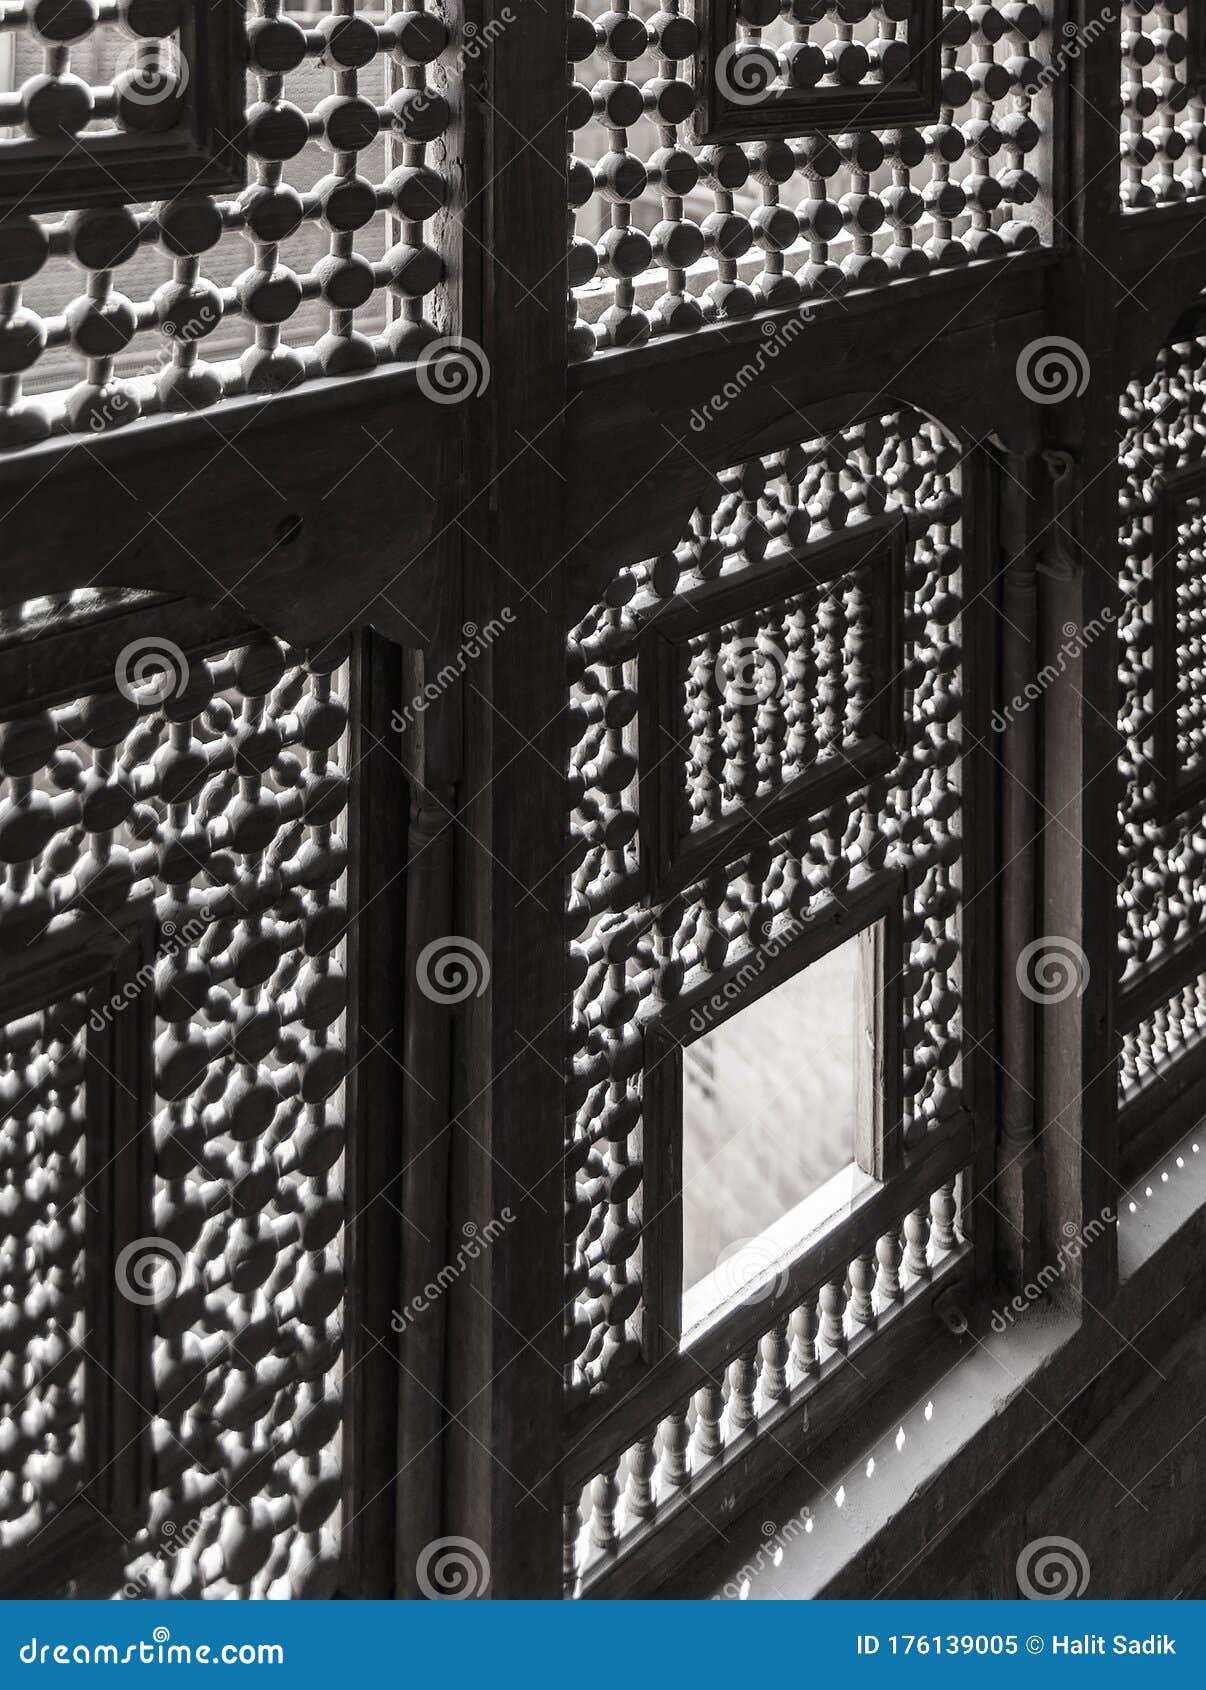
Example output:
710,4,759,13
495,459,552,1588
637,517,906,896
0,3,246,214
0,922,153,1585
693,0,943,144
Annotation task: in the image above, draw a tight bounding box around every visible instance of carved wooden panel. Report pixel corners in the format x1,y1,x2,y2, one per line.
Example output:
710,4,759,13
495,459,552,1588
566,408,966,1489
0,3,454,445
0,1,245,215
693,0,944,144
568,0,1049,353
0,598,354,1596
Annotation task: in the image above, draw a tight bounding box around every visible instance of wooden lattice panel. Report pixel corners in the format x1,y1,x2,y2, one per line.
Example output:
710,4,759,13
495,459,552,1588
0,612,352,1595
1121,0,1206,208
1120,968,1206,1105
566,409,964,1414
0,1,244,214
0,992,89,1548
0,3,452,444
568,0,1049,353
1118,326,1206,1123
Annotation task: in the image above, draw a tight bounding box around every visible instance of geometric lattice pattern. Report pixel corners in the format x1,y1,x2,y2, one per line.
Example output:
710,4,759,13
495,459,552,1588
0,4,451,443
1121,0,1206,208
568,0,1048,353
0,992,88,1550
567,409,965,1412
1164,485,1206,780
0,2,190,147
1118,327,1206,1106
0,611,350,1594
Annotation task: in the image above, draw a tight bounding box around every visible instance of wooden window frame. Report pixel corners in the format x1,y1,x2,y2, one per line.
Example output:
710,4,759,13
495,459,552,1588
642,873,906,1364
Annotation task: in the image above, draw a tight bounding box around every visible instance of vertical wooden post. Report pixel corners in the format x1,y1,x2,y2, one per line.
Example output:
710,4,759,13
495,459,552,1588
1037,2,1121,1307
439,0,570,1599
996,449,1043,1293
342,632,409,1597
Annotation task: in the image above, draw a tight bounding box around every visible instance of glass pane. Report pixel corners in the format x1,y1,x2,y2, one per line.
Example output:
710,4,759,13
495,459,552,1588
681,936,871,1333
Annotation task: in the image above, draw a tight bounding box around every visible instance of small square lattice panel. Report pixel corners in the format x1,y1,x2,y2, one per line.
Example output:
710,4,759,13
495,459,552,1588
0,1,246,214
694,0,944,143
637,516,905,894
